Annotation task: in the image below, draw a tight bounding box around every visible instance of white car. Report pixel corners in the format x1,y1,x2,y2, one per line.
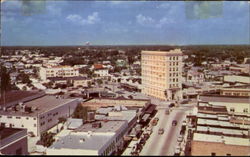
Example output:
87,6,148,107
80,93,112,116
175,145,181,154
177,135,184,142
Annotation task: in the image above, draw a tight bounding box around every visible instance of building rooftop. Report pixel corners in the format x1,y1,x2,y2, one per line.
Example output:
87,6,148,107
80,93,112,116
49,132,113,151
196,126,249,136
141,49,182,56
0,127,24,140
193,133,250,146
67,118,84,130
76,120,127,133
0,96,78,117
0,90,45,107
200,95,250,103
93,64,104,69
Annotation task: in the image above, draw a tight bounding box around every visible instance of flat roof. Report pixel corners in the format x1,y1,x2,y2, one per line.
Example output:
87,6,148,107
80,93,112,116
196,126,248,136
197,118,234,127
0,90,44,107
76,120,127,133
49,132,113,151
200,95,250,103
193,133,250,146
141,49,182,56
0,128,24,140
87,97,150,102
0,96,78,117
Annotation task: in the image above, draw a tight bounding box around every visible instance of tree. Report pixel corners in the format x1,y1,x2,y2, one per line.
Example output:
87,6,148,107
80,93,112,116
40,132,55,147
96,79,103,86
87,81,92,88
58,117,67,124
72,103,89,120
18,73,32,84
0,66,11,94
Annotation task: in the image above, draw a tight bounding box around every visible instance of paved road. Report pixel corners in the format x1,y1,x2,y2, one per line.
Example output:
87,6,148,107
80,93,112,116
140,105,194,156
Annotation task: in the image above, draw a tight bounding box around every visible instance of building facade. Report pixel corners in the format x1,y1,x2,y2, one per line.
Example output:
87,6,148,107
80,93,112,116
0,96,79,136
39,65,79,81
141,49,183,100
0,128,28,155
47,121,128,155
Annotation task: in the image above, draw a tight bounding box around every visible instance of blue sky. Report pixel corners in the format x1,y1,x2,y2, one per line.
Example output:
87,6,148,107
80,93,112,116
1,1,249,46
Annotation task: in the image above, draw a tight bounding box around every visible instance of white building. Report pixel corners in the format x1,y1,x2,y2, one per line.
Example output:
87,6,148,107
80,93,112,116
199,95,250,116
224,75,250,84
0,95,79,136
94,68,109,77
47,121,128,155
186,70,205,84
141,49,183,100
39,65,79,81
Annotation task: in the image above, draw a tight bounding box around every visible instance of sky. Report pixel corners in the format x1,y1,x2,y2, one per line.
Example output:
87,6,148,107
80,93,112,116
1,0,250,46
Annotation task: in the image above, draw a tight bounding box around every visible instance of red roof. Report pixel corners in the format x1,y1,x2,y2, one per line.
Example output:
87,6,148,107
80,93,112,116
93,64,103,69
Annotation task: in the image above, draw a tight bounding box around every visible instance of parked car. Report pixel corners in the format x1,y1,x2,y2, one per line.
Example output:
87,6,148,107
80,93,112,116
172,120,178,126
144,133,150,140
165,109,170,115
151,118,159,126
139,138,146,145
174,146,181,156
177,135,184,142
146,127,153,135
169,103,175,108
158,128,164,135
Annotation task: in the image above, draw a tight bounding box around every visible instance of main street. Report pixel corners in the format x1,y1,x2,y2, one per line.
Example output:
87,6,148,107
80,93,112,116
140,104,195,156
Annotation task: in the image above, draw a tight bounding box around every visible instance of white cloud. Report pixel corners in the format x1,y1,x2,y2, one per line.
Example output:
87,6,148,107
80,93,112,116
83,12,100,24
136,14,155,25
136,14,174,28
156,17,174,28
66,12,100,25
66,14,82,22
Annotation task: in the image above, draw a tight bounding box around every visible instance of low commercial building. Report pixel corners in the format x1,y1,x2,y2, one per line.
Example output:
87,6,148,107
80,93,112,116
95,106,138,133
94,68,109,77
186,70,205,84
0,95,79,136
39,65,79,81
47,120,128,155
224,75,250,84
48,76,91,88
199,95,250,116
229,64,250,74
191,133,250,156
82,98,150,110
189,102,250,156
72,77,91,88
220,87,250,97
0,127,28,155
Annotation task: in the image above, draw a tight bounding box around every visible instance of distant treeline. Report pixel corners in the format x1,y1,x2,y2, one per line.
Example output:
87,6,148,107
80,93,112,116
1,45,250,64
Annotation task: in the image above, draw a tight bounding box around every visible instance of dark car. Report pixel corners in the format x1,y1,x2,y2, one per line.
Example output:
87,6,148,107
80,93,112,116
139,139,146,145
169,103,175,108
172,120,178,126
